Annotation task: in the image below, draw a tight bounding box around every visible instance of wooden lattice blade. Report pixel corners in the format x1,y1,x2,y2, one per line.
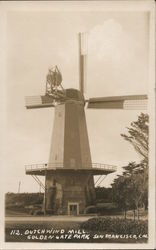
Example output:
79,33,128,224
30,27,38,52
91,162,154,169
25,95,55,109
79,32,87,95
87,95,148,110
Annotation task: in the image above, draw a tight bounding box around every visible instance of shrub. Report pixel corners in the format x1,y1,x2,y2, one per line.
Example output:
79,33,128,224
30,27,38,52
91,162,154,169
85,203,120,215
5,193,44,207
34,210,44,216
80,217,148,235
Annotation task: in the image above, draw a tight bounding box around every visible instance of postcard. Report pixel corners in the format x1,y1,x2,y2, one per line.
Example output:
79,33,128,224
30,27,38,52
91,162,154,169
0,0,155,249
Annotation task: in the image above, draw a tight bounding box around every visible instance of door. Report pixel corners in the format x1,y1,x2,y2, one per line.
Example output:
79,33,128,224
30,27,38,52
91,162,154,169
68,203,79,215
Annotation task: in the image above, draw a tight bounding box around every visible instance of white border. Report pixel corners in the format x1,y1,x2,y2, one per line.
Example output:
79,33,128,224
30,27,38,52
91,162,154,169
0,0,155,249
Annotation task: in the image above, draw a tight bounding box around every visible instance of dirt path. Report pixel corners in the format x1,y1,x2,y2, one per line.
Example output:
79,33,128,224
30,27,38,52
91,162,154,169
5,215,95,223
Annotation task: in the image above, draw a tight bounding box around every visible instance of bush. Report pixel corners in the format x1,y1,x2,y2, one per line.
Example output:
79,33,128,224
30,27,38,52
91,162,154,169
80,217,148,235
5,193,44,207
85,203,121,215
33,210,44,216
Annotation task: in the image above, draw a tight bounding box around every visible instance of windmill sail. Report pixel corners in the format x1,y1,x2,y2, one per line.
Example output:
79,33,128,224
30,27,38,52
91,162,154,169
25,95,55,109
79,32,87,94
87,94,148,110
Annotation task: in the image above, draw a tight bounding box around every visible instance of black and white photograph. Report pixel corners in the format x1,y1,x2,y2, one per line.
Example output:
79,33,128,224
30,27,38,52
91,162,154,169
0,0,155,249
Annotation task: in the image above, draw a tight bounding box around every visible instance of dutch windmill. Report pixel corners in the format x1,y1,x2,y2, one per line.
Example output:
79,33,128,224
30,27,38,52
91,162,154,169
25,33,147,215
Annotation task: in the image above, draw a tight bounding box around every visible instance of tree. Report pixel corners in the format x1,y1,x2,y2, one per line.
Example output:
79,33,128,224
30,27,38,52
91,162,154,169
112,113,149,220
95,187,113,203
112,175,132,219
121,113,149,209
121,113,149,163
122,162,148,220
112,163,147,220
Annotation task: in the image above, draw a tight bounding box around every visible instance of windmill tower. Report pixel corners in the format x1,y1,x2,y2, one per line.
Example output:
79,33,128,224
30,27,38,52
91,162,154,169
25,33,147,215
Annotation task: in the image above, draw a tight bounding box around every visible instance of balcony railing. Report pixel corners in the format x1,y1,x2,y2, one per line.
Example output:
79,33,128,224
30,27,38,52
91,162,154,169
25,162,117,172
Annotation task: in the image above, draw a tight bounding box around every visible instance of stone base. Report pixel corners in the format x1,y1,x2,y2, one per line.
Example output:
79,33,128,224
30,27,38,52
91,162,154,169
43,172,96,215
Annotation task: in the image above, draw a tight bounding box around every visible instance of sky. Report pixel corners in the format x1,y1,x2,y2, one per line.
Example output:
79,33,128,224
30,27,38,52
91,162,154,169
2,8,149,193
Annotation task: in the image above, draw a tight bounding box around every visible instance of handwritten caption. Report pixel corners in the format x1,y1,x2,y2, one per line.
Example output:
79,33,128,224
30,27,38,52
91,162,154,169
9,229,148,241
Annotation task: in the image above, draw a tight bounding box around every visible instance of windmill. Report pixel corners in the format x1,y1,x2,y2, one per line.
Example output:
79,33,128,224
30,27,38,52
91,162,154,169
25,33,147,215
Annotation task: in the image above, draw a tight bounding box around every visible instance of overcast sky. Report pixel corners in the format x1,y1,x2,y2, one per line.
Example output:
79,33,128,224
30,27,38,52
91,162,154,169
2,7,149,193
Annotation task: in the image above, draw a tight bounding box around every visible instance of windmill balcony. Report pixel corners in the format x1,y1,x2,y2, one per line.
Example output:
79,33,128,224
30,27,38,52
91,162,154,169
25,162,117,176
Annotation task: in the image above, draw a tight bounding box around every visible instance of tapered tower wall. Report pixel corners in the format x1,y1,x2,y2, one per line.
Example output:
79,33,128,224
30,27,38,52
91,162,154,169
77,104,92,168
64,101,92,169
48,104,65,164
48,101,92,169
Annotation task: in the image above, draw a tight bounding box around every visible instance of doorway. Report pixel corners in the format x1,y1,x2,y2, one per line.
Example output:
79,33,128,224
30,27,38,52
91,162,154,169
68,202,79,215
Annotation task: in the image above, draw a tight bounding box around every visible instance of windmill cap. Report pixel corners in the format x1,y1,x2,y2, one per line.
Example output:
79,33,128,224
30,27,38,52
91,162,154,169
65,88,84,102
